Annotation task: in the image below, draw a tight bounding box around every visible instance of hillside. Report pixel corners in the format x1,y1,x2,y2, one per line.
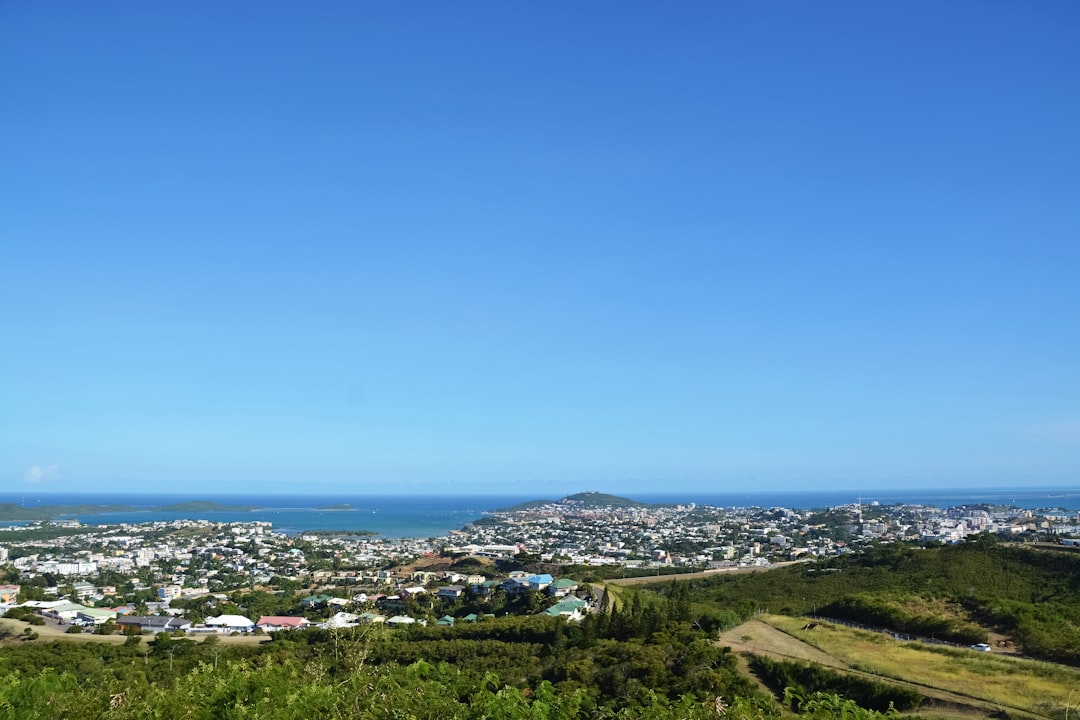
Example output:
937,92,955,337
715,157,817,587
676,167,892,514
497,491,648,512
679,540,1080,665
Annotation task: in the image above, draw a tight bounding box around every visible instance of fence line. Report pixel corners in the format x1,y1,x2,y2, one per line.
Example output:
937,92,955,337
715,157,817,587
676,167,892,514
805,615,969,649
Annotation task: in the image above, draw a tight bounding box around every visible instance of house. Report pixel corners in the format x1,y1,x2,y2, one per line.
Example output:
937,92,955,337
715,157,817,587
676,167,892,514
157,585,182,602
299,594,333,608
72,581,95,600
471,580,498,597
500,578,530,595
358,612,386,624
527,574,553,591
327,612,359,628
437,615,455,626
205,614,255,633
256,616,310,632
543,597,588,621
547,579,579,597
436,585,464,600
386,615,417,627
116,616,193,633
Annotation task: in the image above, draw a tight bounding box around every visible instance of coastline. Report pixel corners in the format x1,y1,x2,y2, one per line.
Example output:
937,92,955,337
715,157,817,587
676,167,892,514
1,487,1077,538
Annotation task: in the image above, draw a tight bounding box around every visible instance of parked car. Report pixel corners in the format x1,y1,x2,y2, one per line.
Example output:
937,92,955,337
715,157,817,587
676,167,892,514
970,643,991,652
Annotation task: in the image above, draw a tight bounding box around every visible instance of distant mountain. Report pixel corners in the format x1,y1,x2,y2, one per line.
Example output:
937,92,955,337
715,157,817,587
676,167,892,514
496,491,648,512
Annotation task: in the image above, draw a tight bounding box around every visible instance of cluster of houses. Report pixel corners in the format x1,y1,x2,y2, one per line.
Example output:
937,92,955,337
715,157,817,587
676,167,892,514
1,565,593,633
4,498,1074,642
450,499,1080,569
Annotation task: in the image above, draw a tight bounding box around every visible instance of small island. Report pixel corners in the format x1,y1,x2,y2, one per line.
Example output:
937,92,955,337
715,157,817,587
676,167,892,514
154,501,260,512
0,499,261,522
316,504,357,511
0,502,137,522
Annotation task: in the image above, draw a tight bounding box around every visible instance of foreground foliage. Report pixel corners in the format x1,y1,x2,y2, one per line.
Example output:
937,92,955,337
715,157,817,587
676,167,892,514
0,660,910,720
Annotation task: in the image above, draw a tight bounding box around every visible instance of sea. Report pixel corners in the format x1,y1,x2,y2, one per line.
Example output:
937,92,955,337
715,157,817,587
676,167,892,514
1,487,1078,538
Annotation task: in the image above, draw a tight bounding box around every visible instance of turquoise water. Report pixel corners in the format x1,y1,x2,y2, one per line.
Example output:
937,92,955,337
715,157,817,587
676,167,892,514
2,487,1077,537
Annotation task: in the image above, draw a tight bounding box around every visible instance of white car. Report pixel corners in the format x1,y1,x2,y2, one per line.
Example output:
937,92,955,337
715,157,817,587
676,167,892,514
970,643,991,652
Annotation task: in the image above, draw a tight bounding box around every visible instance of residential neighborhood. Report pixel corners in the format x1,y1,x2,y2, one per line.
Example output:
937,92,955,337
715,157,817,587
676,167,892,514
1,498,1075,636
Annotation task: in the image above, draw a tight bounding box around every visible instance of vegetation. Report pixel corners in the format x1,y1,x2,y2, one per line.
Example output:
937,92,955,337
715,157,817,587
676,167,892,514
762,614,1080,719
748,656,922,712
154,501,260,512
0,499,258,521
5,533,1080,717
0,502,136,521
679,541,1080,664
496,492,650,512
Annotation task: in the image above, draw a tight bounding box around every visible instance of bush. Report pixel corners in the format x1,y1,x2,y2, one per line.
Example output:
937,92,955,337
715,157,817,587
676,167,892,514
751,655,922,712
66,625,84,634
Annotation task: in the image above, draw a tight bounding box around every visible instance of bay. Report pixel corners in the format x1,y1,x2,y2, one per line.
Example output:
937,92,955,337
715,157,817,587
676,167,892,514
1,486,1077,537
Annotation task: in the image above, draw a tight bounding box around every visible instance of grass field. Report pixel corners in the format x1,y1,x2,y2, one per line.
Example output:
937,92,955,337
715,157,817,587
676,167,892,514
754,615,1080,719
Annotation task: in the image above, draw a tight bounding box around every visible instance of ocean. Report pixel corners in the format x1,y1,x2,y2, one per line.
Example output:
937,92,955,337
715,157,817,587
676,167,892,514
1,487,1077,538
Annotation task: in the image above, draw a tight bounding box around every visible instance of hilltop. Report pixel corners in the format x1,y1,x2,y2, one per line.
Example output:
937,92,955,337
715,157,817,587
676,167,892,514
496,491,649,512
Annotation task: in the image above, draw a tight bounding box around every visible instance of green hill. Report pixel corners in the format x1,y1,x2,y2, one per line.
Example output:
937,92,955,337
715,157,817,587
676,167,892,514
681,540,1080,665
560,491,646,508
154,500,260,512
497,492,649,512
0,502,136,521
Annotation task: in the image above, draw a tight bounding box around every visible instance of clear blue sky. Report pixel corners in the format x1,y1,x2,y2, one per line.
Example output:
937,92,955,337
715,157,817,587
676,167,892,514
2,2,1078,496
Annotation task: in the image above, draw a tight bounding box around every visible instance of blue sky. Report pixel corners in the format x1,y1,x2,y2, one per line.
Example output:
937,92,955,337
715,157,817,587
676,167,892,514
2,2,1078,496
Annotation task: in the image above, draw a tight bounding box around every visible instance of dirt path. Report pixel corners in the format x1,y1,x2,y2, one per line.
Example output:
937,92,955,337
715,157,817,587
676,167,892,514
718,618,847,668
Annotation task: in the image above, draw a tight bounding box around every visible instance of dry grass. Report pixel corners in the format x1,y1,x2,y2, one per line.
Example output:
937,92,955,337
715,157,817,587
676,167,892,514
763,615,1080,719
719,618,846,668
0,618,267,646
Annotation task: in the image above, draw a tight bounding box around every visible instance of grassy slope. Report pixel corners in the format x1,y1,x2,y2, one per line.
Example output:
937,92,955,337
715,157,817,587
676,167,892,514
727,614,1080,719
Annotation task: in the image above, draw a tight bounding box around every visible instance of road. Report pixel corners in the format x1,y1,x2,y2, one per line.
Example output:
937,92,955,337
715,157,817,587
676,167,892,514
605,559,807,586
